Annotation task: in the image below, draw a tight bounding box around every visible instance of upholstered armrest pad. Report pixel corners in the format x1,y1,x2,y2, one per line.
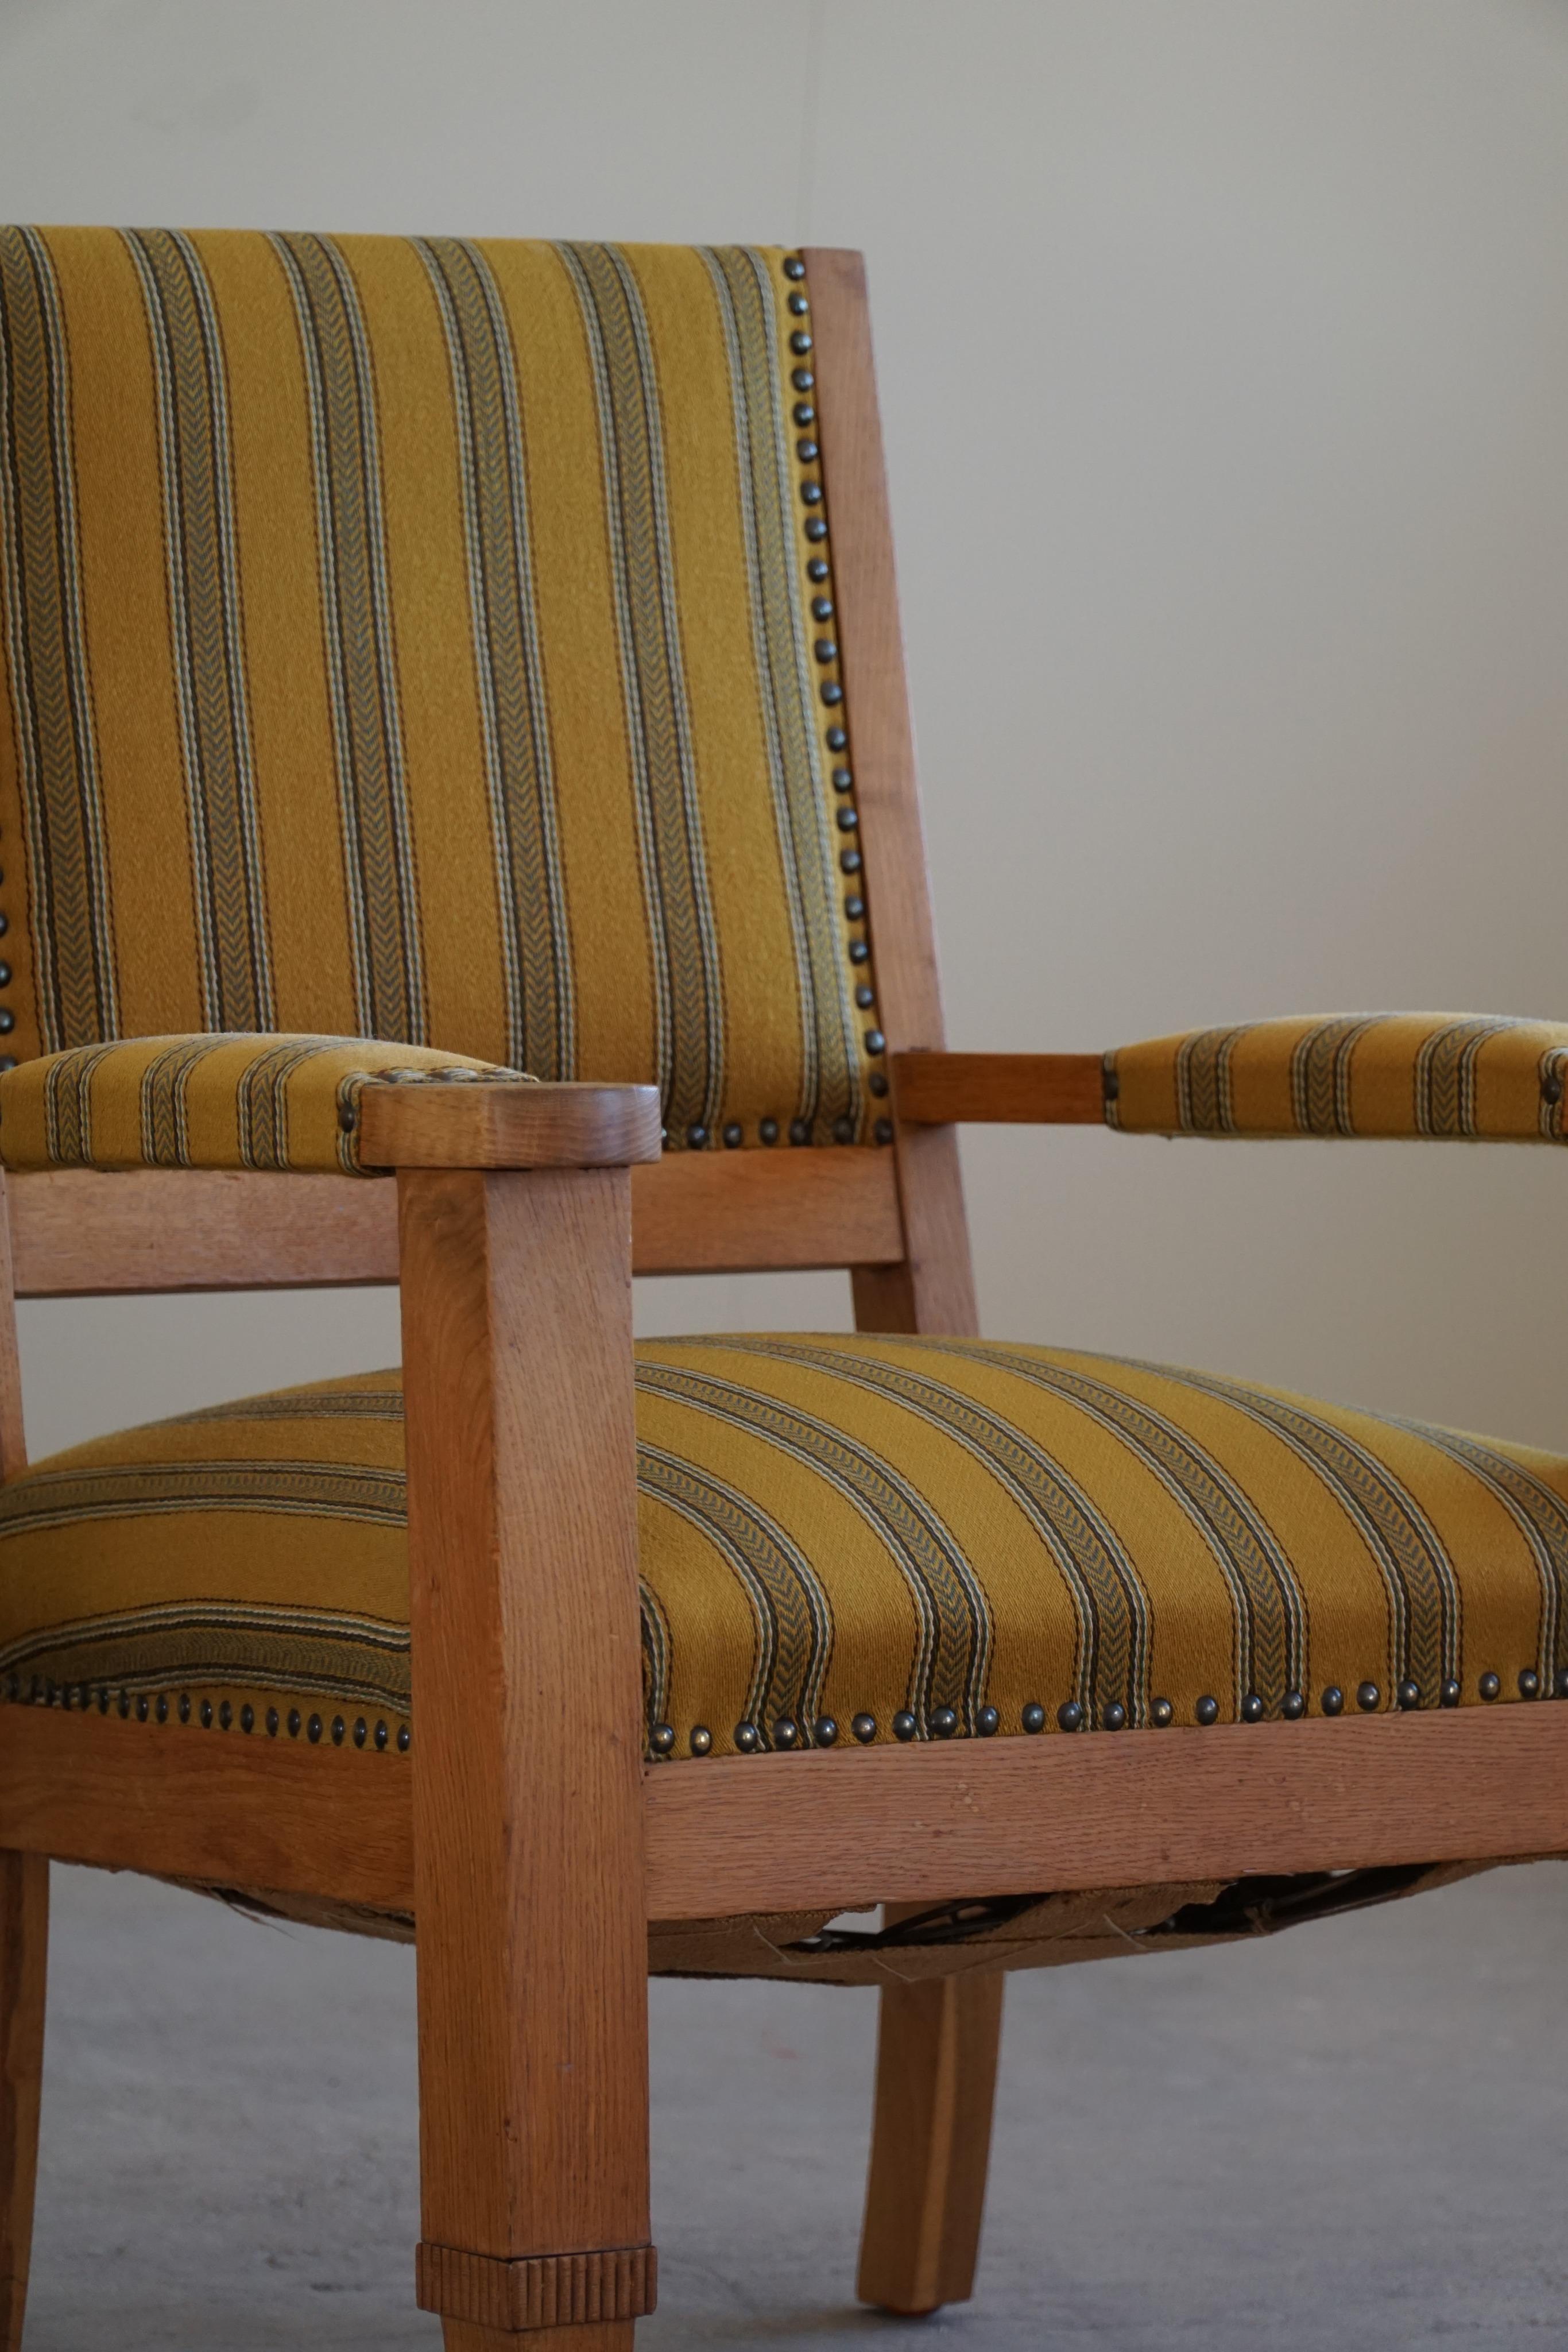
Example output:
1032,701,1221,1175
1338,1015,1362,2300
0,1035,534,1175
1108,1014,1568,1140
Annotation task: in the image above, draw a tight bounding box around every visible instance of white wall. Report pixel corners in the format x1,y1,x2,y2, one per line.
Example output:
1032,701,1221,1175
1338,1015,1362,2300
2,0,1567,1457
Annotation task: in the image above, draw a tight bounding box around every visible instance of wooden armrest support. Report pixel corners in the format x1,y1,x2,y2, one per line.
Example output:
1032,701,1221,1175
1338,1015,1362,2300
891,1051,1107,1125
357,1081,663,1170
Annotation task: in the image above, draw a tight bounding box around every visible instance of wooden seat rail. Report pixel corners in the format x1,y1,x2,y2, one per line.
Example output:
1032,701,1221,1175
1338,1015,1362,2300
2,1702,1563,1926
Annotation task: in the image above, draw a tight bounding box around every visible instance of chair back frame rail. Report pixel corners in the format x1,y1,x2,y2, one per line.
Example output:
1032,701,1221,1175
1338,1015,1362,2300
1,1150,906,1295
3,246,1566,2347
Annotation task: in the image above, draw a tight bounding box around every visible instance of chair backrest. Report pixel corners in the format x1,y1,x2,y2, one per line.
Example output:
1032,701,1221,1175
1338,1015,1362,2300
0,229,892,1158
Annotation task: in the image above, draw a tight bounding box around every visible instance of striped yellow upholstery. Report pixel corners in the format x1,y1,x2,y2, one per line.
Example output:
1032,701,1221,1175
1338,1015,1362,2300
1109,1013,1568,1140
5,1338,1565,1755
0,230,881,1149
0,1035,526,1175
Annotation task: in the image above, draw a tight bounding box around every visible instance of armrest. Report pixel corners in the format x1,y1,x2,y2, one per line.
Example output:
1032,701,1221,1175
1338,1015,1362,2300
1107,1014,1568,1139
357,1078,660,1169
0,1035,661,1175
891,1051,1106,1124
894,1016,1568,1143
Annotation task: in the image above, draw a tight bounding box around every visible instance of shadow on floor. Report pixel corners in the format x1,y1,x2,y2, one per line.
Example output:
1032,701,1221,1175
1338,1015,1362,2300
25,1858,1568,2346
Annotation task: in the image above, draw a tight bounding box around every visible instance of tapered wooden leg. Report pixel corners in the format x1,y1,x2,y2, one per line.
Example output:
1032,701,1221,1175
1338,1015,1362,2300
857,1972,1004,2315
852,1175,1000,2320
0,1850,47,2352
0,1183,39,2352
401,1166,652,2342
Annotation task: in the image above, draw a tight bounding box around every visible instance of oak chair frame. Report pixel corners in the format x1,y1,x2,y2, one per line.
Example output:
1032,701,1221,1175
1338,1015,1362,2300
2,247,1567,2346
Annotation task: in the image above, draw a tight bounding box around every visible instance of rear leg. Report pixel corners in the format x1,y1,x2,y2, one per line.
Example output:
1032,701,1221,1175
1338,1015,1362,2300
857,1972,1004,2315
0,1851,47,2351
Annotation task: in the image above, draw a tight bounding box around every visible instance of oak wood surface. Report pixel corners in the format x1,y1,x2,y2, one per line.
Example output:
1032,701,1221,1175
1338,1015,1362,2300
6,1702,1568,1927
417,2242,656,2331
807,245,978,1342
0,1852,45,2352
642,1706,1568,1919
893,1051,1107,1125
806,254,993,2318
0,1186,26,1475
399,1166,649,2323
630,1146,901,1277
6,1148,903,1298
849,1124,975,1336
857,1968,1002,2315
0,1178,42,2352
0,1703,412,1910
358,1081,661,1172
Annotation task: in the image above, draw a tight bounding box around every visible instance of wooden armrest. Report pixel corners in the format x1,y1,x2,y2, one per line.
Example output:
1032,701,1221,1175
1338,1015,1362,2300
357,1081,663,1170
891,1052,1107,1125
0,1036,664,1176
895,1014,1568,1146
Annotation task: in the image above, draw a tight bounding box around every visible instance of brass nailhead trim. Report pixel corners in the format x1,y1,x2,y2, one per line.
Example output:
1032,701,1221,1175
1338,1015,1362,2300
779,252,886,1148
415,2239,657,2330
0,1678,409,1753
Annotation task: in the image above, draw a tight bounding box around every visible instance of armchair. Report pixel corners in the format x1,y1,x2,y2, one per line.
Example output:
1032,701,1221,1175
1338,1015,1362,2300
1,225,1565,2350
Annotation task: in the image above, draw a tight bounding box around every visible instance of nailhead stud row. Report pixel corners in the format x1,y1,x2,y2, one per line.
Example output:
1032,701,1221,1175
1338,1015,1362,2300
667,262,895,1156
785,252,893,1148
676,1111,871,1150
644,1664,1568,1755
1,1673,411,1750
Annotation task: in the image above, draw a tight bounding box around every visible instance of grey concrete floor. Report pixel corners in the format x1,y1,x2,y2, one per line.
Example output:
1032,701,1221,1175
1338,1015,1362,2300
22,1859,1568,2347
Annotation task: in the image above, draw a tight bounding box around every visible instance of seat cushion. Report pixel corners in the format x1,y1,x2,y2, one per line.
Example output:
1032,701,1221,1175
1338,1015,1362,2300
2,1336,1566,1755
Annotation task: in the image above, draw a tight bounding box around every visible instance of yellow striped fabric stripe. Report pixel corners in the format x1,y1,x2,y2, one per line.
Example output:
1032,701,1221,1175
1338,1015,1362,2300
0,1033,525,1174
1108,1013,1568,1140
2,1338,1565,1754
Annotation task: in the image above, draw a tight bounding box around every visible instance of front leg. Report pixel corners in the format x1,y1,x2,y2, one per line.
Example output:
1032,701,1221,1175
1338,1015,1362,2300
400,1166,653,2345
0,1181,42,2352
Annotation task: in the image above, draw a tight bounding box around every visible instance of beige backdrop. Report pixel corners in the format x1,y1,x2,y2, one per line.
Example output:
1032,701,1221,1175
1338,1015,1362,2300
1,0,1565,1460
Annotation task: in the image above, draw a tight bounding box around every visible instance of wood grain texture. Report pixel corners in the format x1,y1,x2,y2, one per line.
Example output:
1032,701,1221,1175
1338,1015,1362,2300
399,1167,650,2296
803,251,996,2323
629,1148,901,1278
806,245,979,1342
0,1850,45,2352
0,1704,412,1910
893,1051,1108,1125
854,1154,998,2295
0,1175,42,2352
0,1185,26,1477
850,1124,975,1336
11,1705,1567,1932
7,1149,903,1297
641,1707,1568,1919
358,1081,661,1171
857,1968,1002,2315
10,1168,399,1295
417,2241,656,2328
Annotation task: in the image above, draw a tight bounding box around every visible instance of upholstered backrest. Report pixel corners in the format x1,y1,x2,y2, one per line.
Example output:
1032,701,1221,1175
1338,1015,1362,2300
0,229,882,1148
